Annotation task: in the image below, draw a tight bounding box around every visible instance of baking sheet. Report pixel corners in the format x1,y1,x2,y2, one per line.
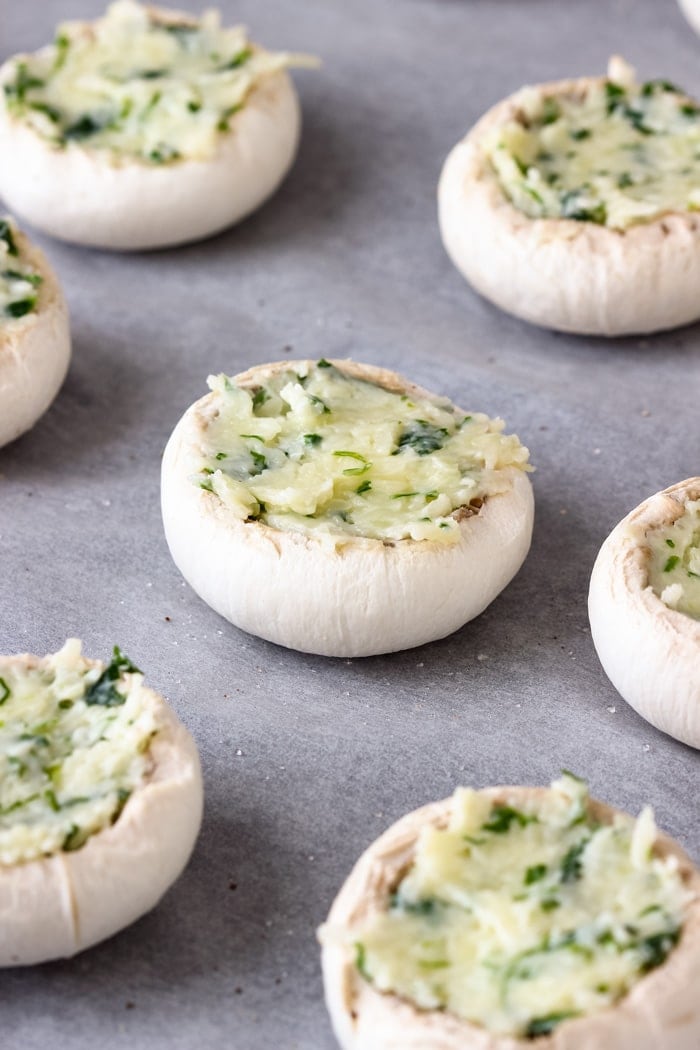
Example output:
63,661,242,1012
0,0,698,1046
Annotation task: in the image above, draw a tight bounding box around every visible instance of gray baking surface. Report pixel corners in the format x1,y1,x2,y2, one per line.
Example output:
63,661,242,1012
0,0,698,1046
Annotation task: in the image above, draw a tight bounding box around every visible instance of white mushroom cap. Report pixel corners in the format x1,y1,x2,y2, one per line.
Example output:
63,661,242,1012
0,225,70,449
438,68,700,336
160,360,534,658
320,786,700,1050
0,650,203,966
678,0,700,36
588,478,700,749
0,11,301,251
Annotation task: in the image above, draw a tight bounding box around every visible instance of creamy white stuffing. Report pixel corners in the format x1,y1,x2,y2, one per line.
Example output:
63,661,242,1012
648,497,700,620
0,640,157,865
1,0,313,164
487,64,700,230
0,217,42,324
346,774,688,1039
196,361,531,545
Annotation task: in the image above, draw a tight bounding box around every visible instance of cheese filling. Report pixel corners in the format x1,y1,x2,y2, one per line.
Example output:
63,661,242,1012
648,498,700,620
487,68,700,230
195,361,531,545
0,218,42,323
350,774,687,1038
0,640,158,866
1,0,312,164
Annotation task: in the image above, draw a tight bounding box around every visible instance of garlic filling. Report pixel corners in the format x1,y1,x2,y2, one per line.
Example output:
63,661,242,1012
0,640,158,866
648,498,700,620
350,774,687,1038
195,361,531,545
0,218,42,323
487,70,700,230
1,0,312,164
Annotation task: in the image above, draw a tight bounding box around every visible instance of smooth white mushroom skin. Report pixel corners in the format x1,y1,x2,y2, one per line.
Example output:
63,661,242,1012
588,478,700,749
438,59,700,335
320,781,700,1050
0,220,70,449
160,360,534,658
678,0,700,36
0,3,305,249
0,642,203,965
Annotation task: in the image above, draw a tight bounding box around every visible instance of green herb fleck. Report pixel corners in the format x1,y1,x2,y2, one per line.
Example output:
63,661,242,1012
63,113,108,140
57,699,73,710
317,358,332,368
5,299,36,319
541,98,561,125
525,1012,578,1038
525,864,548,885
663,555,680,572
222,47,253,70
637,928,680,972
252,388,269,410
482,805,537,834
0,677,10,704
395,421,449,456
570,128,591,141
84,646,140,708
63,824,88,852
356,480,372,495
355,942,372,981
215,451,228,460
308,394,330,414
541,898,561,912
249,449,267,474
304,433,322,447
665,538,675,548
0,220,18,256
44,788,61,813
561,839,588,883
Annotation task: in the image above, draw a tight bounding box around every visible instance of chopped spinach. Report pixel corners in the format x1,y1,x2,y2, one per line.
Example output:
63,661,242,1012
390,894,438,917
560,839,588,883
0,220,18,256
641,79,680,96
84,646,140,708
252,388,269,410
482,805,537,834
63,113,108,141
560,190,607,225
395,420,449,456
308,394,331,414
4,62,45,105
540,98,561,126
525,1012,578,1038
221,47,253,70
354,942,372,981
5,299,36,319
636,927,680,971
249,449,267,475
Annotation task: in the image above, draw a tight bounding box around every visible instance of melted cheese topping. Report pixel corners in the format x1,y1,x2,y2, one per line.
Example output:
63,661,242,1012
0,218,42,324
487,70,700,230
648,498,700,620
196,362,531,545
351,775,687,1038
0,640,158,865
1,0,312,164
